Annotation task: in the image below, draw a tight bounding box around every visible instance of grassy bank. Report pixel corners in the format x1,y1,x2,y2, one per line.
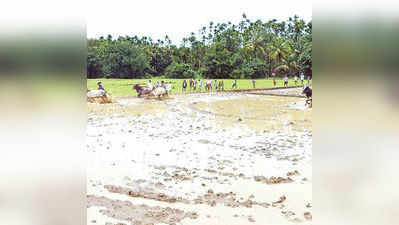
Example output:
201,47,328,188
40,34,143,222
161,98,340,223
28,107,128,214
87,78,311,97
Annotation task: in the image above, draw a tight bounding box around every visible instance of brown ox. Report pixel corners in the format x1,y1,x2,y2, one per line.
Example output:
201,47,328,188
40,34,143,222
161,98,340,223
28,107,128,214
133,84,153,97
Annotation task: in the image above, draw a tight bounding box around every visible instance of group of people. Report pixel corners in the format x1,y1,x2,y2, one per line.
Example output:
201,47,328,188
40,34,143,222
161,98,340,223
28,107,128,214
96,73,311,97
146,80,172,94
182,78,227,92
274,73,311,87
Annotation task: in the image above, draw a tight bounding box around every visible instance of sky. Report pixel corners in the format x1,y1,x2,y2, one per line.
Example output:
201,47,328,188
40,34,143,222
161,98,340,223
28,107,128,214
86,0,312,45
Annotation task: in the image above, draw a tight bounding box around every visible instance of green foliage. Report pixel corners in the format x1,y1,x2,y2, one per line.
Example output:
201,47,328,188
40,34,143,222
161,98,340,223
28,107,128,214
100,41,148,78
248,58,269,78
87,15,312,79
165,63,194,78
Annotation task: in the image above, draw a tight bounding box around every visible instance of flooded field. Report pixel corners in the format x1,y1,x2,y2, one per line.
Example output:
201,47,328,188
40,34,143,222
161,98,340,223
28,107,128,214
87,88,312,225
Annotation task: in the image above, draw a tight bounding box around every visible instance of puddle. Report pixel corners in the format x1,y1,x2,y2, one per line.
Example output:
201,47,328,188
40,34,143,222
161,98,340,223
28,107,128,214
192,96,311,132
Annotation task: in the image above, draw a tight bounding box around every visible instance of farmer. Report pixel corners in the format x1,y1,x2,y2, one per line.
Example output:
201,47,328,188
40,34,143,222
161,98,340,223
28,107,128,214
97,81,105,90
198,79,202,91
182,79,187,92
294,75,298,85
161,80,168,95
284,76,289,87
147,80,153,90
300,73,305,85
219,80,224,91
302,85,312,107
252,79,256,88
206,79,211,91
272,73,277,86
189,79,193,91
232,79,237,89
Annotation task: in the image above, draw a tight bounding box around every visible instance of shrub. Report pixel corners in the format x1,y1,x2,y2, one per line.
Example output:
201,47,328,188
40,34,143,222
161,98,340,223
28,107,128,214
165,63,194,78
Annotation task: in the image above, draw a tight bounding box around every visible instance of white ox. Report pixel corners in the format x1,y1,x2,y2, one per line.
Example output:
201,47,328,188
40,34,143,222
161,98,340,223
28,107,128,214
149,87,168,99
87,89,107,98
87,89,108,103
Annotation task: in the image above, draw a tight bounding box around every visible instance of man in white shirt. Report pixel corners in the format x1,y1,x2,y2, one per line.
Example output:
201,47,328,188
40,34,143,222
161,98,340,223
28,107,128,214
300,73,305,85
294,75,298,85
284,76,289,87
147,80,153,90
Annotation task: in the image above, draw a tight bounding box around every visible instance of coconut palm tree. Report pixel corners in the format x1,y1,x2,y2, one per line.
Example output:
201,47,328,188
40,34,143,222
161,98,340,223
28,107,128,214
269,37,292,75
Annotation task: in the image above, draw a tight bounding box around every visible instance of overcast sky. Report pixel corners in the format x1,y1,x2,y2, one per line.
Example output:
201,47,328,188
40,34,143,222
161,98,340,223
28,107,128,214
86,0,312,44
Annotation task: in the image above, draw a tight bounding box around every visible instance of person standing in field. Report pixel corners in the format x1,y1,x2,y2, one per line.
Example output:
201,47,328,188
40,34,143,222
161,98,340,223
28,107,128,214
307,75,311,85
252,79,256,88
208,79,212,91
182,79,187,92
198,79,202,91
272,73,276,87
161,80,166,90
156,81,160,88
97,81,105,90
294,75,298,86
284,76,289,87
147,80,153,90
300,73,305,85
214,80,218,90
219,80,224,91
193,79,197,91
232,79,237,89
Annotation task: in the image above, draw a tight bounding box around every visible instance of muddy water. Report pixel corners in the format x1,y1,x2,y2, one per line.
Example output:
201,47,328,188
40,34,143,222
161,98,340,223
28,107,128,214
194,95,311,132
88,98,168,117
87,89,312,225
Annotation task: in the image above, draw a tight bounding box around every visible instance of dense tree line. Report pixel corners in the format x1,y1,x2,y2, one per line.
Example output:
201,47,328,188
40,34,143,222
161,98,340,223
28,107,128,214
87,14,312,79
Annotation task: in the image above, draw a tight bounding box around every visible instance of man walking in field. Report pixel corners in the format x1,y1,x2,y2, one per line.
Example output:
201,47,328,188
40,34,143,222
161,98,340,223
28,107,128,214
198,79,202,91
272,73,277,87
182,79,187,92
284,76,289,87
252,79,256,88
232,79,237,89
219,80,224,91
207,79,212,91
189,79,193,91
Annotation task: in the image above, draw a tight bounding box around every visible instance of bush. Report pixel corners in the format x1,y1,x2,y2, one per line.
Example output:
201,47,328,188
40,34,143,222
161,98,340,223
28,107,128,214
249,59,269,78
165,63,194,78
232,66,254,79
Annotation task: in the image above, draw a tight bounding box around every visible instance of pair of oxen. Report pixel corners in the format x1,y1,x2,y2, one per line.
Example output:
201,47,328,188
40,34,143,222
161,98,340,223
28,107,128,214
133,84,168,98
